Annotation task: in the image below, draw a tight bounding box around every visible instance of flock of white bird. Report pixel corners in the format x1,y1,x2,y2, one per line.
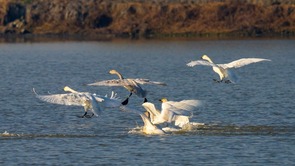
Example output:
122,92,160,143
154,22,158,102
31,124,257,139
34,55,271,135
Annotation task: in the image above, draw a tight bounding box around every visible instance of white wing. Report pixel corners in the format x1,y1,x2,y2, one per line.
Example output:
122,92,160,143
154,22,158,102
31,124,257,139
34,91,85,106
160,105,176,123
142,102,161,117
96,97,122,108
134,79,167,86
88,94,101,117
143,102,175,124
221,58,271,69
108,91,120,100
162,100,202,116
88,79,166,86
87,79,128,86
102,91,122,108
187,60,219,67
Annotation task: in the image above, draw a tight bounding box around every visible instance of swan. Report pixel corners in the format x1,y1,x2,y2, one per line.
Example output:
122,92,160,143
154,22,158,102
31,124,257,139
33,86,121,118
187,55,271,83
142,98,203,127
120,105,165,135
88,69,167,104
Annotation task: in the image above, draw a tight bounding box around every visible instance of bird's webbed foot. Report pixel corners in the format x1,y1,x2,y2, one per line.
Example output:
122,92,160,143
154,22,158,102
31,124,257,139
143,98,148,103
213,79,222,83
121,97,129,105
224,80,232,84
78,112,88,118
84,113,94,118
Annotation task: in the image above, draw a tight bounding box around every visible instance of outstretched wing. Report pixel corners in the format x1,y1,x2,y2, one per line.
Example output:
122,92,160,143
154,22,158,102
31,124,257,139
222,58,271,69
95,91,122,108
162,100,202,116
187,60,219,67
142,102,161,117
88,78,166,86
134,79,167,86
175,100,203,109
34,91,84,106
87,79,127,86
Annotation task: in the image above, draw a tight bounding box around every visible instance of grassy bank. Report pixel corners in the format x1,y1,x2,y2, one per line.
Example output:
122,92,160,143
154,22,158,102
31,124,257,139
0,0,295,38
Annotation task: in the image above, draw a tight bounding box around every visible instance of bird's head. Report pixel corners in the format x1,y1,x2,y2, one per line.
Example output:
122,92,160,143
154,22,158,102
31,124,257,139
109,69,117,75
63,86,71,92
63,86,77,93
109,69,124,79
159,98,168,103
201,55,213,63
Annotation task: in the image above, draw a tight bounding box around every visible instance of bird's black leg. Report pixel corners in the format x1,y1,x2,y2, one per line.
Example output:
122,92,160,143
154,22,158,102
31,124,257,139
128,93,133,97
79,112,87,118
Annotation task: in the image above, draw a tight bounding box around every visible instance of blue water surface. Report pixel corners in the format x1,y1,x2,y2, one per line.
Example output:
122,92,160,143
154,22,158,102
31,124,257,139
0,38,294,165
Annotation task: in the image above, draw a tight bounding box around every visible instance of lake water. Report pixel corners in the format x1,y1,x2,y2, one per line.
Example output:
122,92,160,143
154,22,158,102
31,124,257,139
0,38,294,165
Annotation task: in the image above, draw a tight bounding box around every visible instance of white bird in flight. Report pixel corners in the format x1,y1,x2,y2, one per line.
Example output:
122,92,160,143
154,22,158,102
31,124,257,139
88,69,167,104
187,55,271,83
33,86,122,118
142,98,202,127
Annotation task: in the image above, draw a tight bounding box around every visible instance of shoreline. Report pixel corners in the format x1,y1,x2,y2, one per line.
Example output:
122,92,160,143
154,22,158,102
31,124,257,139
1,33,294,43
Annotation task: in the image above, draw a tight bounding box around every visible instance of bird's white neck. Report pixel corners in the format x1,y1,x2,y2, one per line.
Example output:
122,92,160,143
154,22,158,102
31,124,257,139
110,70,124,79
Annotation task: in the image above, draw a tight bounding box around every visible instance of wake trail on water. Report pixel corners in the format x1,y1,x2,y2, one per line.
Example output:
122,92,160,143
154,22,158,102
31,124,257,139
128,122,295,136
2,124,294,137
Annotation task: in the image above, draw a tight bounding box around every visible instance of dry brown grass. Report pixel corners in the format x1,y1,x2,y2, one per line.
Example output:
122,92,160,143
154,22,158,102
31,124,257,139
1,0,295,37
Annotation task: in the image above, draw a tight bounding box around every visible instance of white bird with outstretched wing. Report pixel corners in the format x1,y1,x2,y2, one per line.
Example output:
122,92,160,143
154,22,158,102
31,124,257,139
187,55,271,83
34,86,121,118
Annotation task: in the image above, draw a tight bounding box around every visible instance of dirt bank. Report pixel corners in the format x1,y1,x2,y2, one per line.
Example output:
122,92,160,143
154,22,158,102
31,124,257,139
1,0,295,38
